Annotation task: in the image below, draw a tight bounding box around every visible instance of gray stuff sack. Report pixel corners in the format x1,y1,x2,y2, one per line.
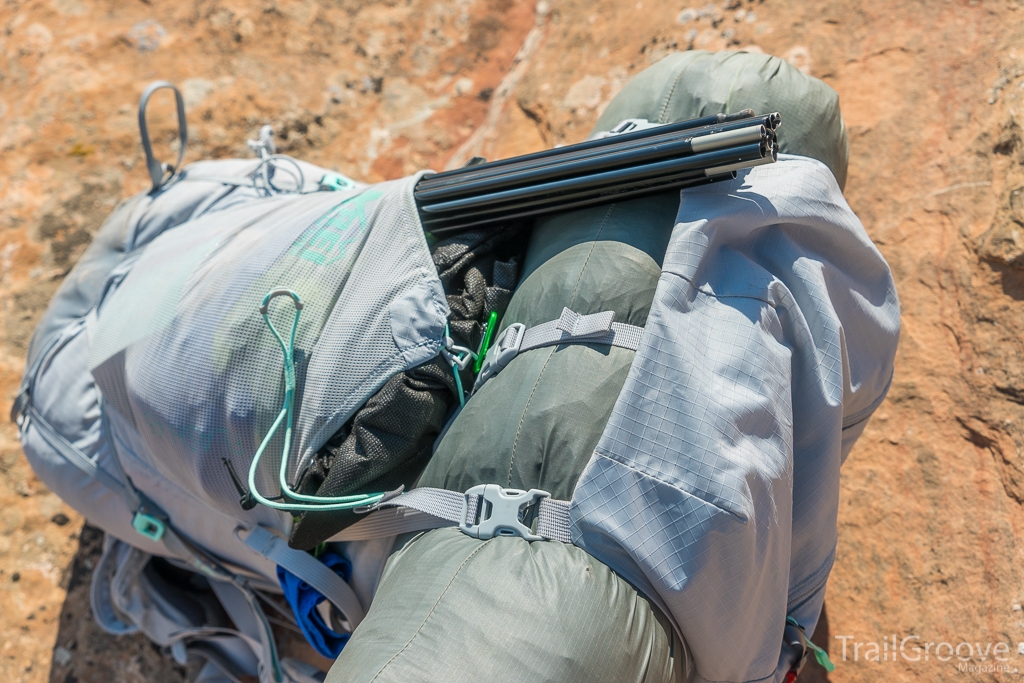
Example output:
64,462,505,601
569,152,898,683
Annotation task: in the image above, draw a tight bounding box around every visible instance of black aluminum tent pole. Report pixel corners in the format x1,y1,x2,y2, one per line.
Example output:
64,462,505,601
415,125,768,203
416,112,778,193
421,110,757,184
419,141,768,215
422,173,736,236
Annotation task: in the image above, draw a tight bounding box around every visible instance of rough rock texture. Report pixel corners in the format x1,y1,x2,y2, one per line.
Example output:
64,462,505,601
2,0,1024,681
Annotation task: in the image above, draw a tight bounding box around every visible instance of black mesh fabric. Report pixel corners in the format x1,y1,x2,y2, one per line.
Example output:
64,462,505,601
288,227,523,549
433,228,520,347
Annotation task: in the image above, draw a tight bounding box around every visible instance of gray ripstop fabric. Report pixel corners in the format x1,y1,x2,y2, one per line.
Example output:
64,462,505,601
569,155,899,683
328,527,685,683
24,156,329,374
18,156,348,566
594,50,850,189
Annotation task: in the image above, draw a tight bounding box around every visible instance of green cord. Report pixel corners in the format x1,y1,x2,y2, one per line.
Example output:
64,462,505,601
452,363,465,407
247,289,386,512
473,311,499,375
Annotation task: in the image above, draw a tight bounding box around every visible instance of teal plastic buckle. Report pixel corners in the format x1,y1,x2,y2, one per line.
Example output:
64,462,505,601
132,511,166,542
319,172,356,192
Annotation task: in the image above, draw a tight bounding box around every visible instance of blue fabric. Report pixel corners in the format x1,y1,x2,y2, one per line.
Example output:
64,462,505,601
277,551,352,658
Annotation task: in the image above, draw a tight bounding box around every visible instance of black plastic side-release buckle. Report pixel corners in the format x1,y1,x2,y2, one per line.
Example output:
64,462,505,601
782,618,809,682
10,390,30,425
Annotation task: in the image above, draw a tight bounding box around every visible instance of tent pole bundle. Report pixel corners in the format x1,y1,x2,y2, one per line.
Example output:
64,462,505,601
415,109,781,236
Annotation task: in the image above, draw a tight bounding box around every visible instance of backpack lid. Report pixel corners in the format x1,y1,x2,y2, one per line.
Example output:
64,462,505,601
89,175,449,524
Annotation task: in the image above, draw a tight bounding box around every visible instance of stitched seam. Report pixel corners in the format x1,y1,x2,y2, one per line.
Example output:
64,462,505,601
842,368,893,429
658,66,688,123
590,447,748,523
661,269,778,308
724,62,743,113
368,541,489,682
567,204,613,308
507,203,614,485
507,347,556,487
787,547,835,608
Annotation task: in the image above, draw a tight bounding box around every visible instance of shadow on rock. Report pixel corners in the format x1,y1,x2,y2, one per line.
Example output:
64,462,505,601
797,601,832,683
47,524,192,683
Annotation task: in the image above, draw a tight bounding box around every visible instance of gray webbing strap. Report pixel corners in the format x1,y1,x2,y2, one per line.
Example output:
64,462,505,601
242,527,366,629
322,507,456,542
535,498,573,543
138,80,188,192
328,486,572,545
376,486,479,521
475,307,644,387
522,308,644,351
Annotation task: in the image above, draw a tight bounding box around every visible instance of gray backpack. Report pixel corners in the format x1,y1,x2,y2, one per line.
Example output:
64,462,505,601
14,81,444,683
16,56,901,683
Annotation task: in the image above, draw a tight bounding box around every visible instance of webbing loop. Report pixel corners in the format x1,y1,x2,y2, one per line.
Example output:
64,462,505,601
475,308,644,389
138,81,188,192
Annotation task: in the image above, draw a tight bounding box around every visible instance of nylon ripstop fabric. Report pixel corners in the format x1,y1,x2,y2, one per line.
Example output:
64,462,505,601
570,153,898,683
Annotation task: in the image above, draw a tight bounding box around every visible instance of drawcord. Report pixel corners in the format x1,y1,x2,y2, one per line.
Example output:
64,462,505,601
441,322,476,408
252,154,306,196
246,291,475,510
246,125,355,197
246,289,386,512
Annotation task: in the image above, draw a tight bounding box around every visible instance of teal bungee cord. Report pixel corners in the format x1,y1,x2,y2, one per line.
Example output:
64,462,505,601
247,289,386,512
441,321,476,408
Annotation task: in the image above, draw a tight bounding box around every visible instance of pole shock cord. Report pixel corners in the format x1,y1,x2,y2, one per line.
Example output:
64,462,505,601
246,289,386,512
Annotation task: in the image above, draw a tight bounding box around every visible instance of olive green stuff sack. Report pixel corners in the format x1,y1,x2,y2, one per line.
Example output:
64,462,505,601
333,527,684,683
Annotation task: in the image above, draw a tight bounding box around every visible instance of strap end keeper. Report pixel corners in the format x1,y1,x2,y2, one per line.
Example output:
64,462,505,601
475,322,525,388
353,485,405,514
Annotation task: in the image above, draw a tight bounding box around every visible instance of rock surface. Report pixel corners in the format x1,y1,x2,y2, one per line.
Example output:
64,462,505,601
2,0,1024,681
